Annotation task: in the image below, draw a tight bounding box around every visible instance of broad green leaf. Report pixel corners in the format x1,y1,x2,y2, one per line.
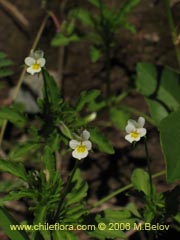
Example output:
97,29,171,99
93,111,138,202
131,168,150,195
160,110,180,182
109,107,130,130
136,63,180,125
90,128,114,154
0,106,26,128
136,62,157,96
0,159,27,181
0,207,29,240
90,46,101,63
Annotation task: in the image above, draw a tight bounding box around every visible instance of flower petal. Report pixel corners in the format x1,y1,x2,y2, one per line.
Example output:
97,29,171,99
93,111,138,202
25,57,35,66
72,148,88,160
82,129,90,140
37,58,46,67
125,123,136,133
69,139,79,149
138,117,145,128
125,134,134,143
138,128,146,137
82,140,92,150
125,133,141,143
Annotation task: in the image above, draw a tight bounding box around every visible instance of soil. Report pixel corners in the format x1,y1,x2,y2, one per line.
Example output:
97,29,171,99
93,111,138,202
0,0,180,240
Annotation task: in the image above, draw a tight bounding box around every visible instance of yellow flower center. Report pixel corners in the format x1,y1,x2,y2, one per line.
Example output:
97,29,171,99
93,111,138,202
32,63,41,70
131,131,139,139
76,145,86,153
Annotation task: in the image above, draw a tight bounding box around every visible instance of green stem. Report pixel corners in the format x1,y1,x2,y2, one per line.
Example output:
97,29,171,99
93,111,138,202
54,159,79,220
164,0,180,67
0,14,49,147
144,138,153,198
92,170,165,208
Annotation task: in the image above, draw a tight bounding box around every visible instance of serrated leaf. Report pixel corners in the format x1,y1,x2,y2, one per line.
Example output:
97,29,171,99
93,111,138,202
160,110,180,182
42,146,56,178
42,68,60,105
0,106,26,128
0,191,33,206
131,168,150,195
9,142,39,161
0,207,29,240
90,128,114,154
66,169,88,205
0,159,27,181
76,89,101,111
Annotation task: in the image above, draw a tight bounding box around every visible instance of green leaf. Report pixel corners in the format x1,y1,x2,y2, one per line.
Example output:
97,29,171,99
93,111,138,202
42,69,60,105
51,33,70,46
42,146,56,178
90,128,114,154
0,159,27,181
76,89,101,111
0,105,26,128
66,169,88,206
71,8,94,26
51,33,80,47
116,0,140,22
136,63,180,125
110,107,130,130
160,110,180,182
90,46,101,63
9,142,39,161
88,0,102,8
131,168,150,195
136,62,157,96
0,51,13,78
0,191,33,206
89,209,135,239
0,207,29,240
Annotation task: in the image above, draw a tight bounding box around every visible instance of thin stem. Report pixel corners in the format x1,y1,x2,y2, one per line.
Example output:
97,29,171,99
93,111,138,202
164,0,180,67
54,159,79,220
92,170,165,208
144,138,153,198
0,14,49,147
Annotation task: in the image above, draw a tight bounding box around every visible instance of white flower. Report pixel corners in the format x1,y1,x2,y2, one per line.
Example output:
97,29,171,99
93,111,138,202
69,130,92,160
125,116,146,143
24,50,46,75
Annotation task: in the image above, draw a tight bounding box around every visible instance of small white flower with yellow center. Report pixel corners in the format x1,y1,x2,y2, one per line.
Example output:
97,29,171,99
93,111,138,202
24,50,46,75
69,130,92,160
125,116,146,143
